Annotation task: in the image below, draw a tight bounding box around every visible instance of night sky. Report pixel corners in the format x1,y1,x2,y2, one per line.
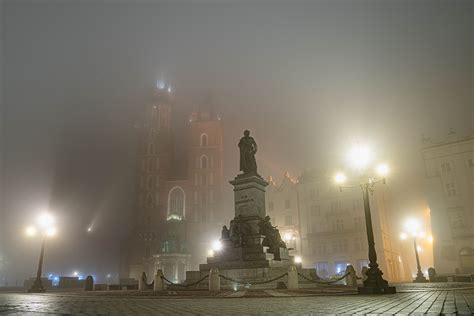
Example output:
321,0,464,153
0,0,472,284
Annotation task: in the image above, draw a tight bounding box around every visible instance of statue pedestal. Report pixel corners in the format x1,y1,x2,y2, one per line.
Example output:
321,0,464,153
229,173,268,219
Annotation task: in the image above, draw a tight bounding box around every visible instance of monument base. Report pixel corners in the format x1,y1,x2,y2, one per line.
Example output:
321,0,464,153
183,171,329,290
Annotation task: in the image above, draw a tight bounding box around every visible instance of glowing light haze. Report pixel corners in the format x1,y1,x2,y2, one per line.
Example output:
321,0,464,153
0,0,471,283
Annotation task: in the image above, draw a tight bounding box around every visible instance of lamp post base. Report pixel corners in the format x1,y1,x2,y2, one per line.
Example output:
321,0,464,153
358,266,396,294
414,273,428,283
358,285,396,294
28,279,46,293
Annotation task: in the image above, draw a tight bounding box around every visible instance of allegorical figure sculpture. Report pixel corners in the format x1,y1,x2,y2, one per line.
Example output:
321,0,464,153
238,130,258,174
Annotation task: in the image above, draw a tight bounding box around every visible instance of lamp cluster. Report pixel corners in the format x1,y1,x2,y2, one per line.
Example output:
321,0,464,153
25,213,57,238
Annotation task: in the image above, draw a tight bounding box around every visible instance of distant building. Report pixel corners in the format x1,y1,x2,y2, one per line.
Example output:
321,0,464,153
266,173,301,256
421,133,474,274
124,86,225,282
267,170,404,281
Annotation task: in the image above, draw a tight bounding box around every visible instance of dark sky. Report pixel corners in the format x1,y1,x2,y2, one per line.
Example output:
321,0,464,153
0,0,472,283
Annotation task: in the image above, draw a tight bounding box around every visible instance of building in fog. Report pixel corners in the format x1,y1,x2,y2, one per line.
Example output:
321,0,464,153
421,133,474,274
124,86,225,282
266,170,404,281
266,173,302,256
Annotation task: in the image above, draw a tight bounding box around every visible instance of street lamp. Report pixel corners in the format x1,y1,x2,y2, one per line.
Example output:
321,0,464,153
25,212,57,293
400,218,428,283
335,144,396,294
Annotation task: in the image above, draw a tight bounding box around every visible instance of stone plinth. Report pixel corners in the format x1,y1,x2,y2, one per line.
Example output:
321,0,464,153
229,173,269,219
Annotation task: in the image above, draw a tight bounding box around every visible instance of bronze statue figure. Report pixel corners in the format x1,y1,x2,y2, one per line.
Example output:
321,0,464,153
238,130,258,174
221,225,230,240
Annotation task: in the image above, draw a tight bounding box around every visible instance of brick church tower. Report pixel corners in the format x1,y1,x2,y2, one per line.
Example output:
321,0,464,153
126,86,176,279
124,86,225,282
187,109,224,223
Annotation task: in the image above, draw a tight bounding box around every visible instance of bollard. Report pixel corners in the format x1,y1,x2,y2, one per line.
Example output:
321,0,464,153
345,265,357,287
84,275,94,291
287,265,299,289
154,269,165,291
209,268,220,292
138,272,148,291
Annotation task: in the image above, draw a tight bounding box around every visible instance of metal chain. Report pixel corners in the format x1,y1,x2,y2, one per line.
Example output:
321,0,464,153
297,271,351,284
219,272,288,286
160,275,209,287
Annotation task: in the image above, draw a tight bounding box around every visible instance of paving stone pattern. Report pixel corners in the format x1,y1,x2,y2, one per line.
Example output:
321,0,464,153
0,284,474,315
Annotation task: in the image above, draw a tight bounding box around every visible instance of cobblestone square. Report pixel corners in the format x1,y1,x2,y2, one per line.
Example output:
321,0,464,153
1,283,474,315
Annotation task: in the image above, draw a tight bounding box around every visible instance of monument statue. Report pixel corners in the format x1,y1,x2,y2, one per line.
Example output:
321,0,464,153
221,225,230,240
238,130,258,175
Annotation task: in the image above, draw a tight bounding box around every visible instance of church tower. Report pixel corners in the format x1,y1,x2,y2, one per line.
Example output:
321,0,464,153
187,109,224,224
127,86,174,279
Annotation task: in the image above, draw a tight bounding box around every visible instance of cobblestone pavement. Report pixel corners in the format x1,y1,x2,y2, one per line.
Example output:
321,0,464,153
1,283,474,315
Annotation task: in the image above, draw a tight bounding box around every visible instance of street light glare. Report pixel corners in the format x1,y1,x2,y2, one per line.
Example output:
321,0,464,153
347,144,373,170
376,163,390,177
294,256,302,264
400,232,408,240
45,227,57,237
211,240,223,251
25,226,37,237
404,218,421,236
37,213,55,229
335,172,347,184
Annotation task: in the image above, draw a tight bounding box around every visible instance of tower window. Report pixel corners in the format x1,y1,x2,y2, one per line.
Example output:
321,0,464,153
201,174,208,186
147,143,155,155
200,133,208,147
201,192,208,205
200,155,208,169
167,186,185,220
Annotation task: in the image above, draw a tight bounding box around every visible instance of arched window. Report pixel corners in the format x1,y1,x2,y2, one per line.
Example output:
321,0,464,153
167,186,185,220
200,133,208,146
200,155,208,169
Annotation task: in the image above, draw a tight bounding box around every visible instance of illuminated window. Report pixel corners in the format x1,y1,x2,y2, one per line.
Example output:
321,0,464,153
167,186,185,220
315,262,329,278
200,133,208,146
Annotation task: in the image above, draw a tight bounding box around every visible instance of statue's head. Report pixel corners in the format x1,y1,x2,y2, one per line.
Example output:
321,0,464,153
265,215,270,221
244,130,250,137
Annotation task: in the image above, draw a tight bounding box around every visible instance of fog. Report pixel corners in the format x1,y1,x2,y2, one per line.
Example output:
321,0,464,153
0,0,472,284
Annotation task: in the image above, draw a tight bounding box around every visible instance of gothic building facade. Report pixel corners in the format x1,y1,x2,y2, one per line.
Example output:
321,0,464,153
124,86,224,282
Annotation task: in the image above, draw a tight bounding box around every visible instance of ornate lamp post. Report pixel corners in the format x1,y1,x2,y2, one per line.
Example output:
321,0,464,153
25,213,57,293
335,144,396,294
400,218,429,283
